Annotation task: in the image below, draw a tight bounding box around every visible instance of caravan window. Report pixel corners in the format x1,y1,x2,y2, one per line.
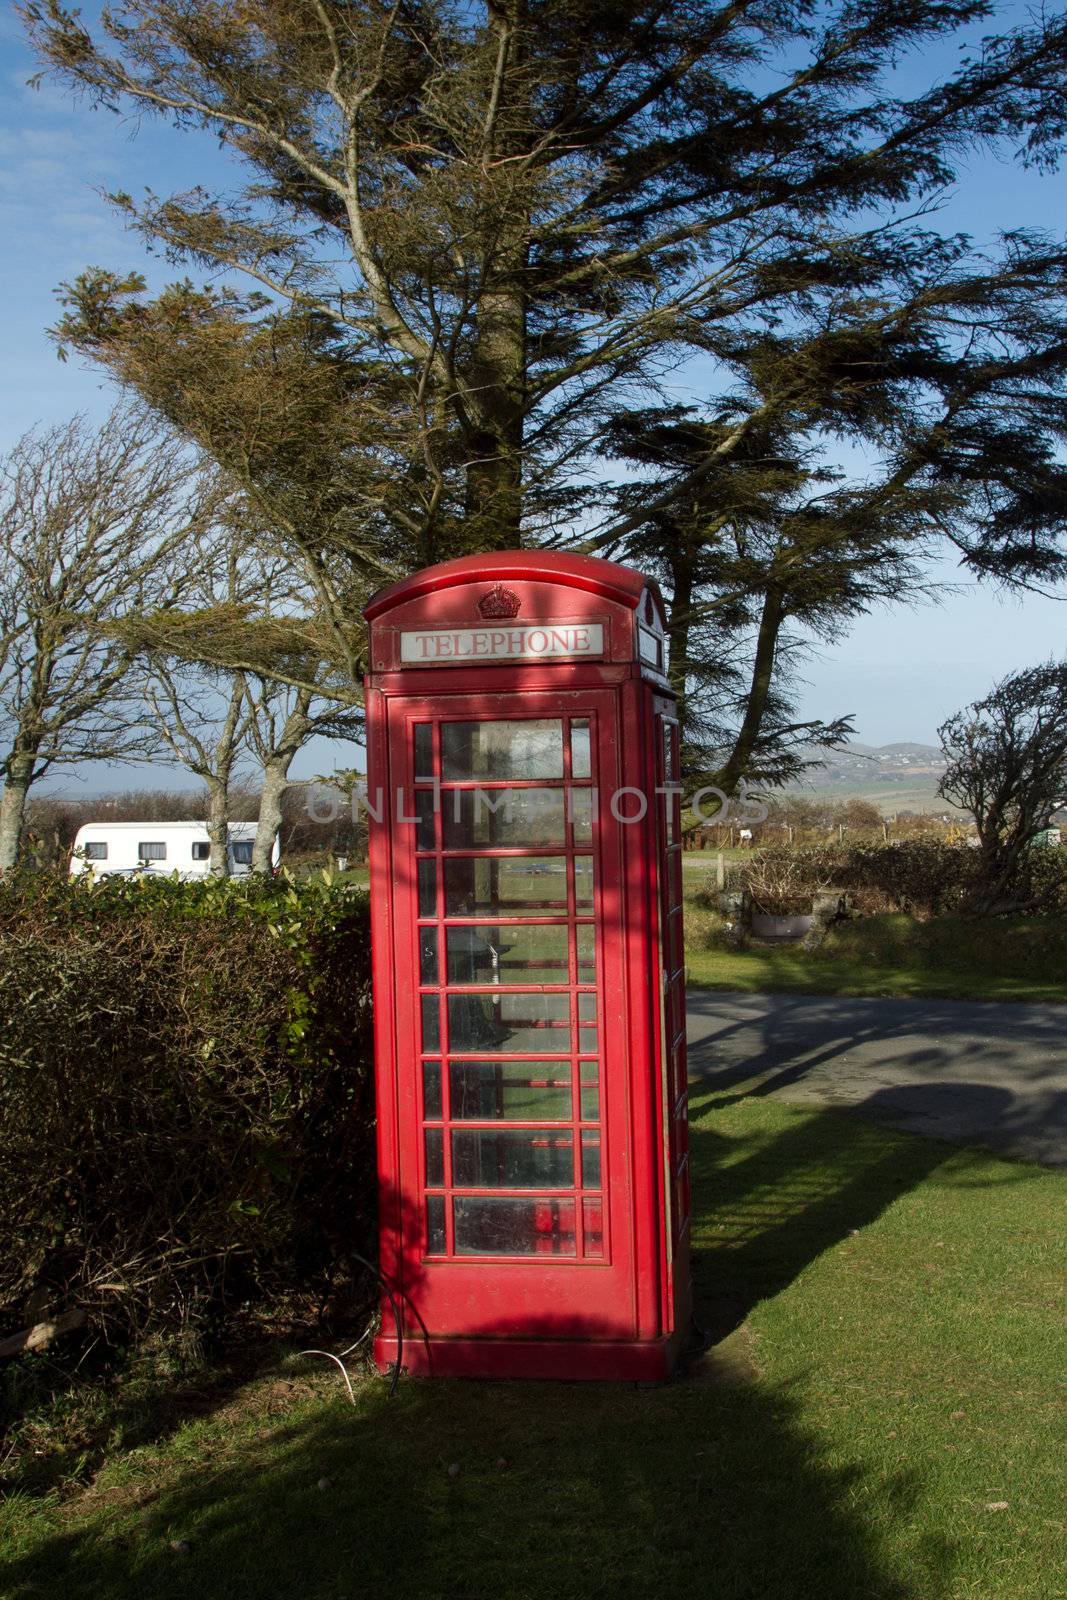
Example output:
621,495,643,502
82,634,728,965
191,842,210,861
138,842,166,861
83,842,108,861
230,842,253,866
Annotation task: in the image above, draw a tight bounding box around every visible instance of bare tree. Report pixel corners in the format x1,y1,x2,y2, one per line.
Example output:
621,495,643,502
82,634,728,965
138,526,265,875
0,409,218,869
244,676,363,874
939,663,1067,912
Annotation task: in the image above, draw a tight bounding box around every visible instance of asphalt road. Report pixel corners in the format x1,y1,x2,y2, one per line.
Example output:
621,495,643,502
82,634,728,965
687,990,1067,1167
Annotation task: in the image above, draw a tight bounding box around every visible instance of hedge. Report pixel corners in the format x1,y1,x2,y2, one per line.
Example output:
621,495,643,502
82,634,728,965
0,872,375,1346
720,840,1067,918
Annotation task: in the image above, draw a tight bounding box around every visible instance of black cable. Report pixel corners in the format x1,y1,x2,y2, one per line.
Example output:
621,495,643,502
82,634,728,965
349,1250,403,1397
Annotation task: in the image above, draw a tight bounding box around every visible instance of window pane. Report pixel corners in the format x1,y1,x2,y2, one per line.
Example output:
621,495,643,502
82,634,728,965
452,1129,574,1188
446,924,570,986
414,723,434,780
570,789,593,845
449,1061,571,1121
442,788,566,849
83,841,108,860
570,719,591,779
421,994,440,1053
423,1060,442,1119
578,992,598,1051
576,925,596,979
426,1195,446,1253
574,857,594,910
580,1060,599,1119
138,842,166,861
444,857,568,916
414,789,436,851
581,1131,601,1188
425,1127,444,1187
453,1196,576,1256
190,842,209,861
417,858,437,916
441,720,564,780
582,1197,604,1258
447,992,570,1053
230,841,253,865
419,927,438,985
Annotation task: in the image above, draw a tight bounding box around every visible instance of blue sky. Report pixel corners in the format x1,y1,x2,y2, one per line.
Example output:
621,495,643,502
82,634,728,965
1,4,1064,789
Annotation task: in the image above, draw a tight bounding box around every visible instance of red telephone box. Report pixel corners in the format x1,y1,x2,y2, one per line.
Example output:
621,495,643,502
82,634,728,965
363,551,691,1380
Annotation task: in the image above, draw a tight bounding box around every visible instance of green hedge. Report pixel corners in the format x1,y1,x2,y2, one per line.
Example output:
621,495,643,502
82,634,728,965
0,872,375,1344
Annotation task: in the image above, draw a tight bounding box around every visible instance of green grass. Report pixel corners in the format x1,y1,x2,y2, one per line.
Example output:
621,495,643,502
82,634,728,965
1,1096,1063,1600
685,904,1067,1003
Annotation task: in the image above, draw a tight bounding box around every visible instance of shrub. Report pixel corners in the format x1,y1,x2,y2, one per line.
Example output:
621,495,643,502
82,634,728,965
725,841,994,919
739,850,832,915
0,872,375,1346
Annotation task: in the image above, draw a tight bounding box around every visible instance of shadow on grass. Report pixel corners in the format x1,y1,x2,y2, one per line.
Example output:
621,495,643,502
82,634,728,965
687,1085,963,1338
2,1098,964,1600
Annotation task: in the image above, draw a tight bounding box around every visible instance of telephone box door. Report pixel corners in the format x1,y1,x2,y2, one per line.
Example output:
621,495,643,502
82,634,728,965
386,689,639,1341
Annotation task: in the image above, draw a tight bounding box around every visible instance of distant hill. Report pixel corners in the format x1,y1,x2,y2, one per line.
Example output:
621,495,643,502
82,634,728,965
784,741,952,815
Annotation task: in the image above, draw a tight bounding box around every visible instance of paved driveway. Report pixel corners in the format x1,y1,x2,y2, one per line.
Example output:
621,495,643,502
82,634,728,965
687,990,1067,1167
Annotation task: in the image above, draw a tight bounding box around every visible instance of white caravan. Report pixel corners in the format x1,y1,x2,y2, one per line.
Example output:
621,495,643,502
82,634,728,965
69,821,276,879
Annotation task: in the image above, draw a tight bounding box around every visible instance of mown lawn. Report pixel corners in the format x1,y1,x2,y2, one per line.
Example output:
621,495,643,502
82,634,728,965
685,903,1067,1004
2,1094,1062,1600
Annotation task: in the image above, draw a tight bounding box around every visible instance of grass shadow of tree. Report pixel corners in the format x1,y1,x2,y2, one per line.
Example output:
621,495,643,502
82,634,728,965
2,1091,963,1600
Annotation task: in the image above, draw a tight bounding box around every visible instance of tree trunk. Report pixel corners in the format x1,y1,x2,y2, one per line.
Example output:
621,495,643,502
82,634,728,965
0,753,36,871
666,551,695,736
463,285,526,551
253,755,291,873
716,583,786,796
462,11,528,553
205,778,230,877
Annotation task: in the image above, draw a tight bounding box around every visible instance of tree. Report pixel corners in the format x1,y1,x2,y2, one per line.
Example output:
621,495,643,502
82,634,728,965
938,662,1067,910
240,557,365,872
0,409,218,869
24,0,1067,760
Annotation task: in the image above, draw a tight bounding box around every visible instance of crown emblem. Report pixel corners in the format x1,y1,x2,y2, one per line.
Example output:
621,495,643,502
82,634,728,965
477,584,522,619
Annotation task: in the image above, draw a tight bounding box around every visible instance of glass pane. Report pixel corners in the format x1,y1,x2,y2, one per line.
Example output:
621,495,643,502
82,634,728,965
414,723,434,780
581,1131,601,1188
444,857,569,916
449,1061,571,1121
417,858,437,916
447,992,571,1053
578,992,598,1051
452,1129,574,1188
453,1196,576,1256
426,1195,446,1253
570,788,593,845
447,924,570,986
441,720,564,781
442,788,566,849
425,1127,444,1187
423,1060,442,1119
570,719,591,779
419,927,438,985
414,789,436,851
421,994,440,1053
574,857,594,911
580,1060,599,1119
576,925,596,979
582,1197,604,1258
